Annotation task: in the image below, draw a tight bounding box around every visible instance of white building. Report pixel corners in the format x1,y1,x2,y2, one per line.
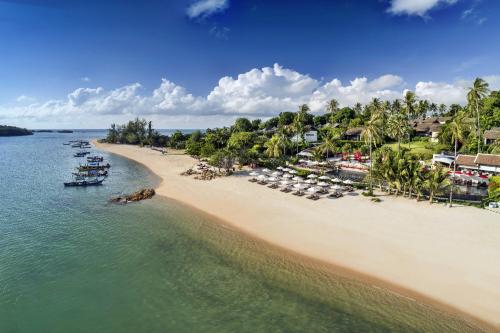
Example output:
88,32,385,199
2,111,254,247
291,130,317,143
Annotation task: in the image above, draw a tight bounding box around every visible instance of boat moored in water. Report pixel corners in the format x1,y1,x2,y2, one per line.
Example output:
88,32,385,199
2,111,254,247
77,163,111,171
87,156,104,162
64,177,105,187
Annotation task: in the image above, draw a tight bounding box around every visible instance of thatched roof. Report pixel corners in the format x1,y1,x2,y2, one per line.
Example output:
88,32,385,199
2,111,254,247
345,127,364,136
475,154,500,167
456,154,477,167
484,128,500,140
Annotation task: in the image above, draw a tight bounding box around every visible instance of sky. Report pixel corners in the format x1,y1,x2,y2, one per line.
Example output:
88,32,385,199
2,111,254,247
0,0,499,129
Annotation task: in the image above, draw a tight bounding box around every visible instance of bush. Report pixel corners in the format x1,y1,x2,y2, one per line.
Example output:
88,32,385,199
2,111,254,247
371,197,382,203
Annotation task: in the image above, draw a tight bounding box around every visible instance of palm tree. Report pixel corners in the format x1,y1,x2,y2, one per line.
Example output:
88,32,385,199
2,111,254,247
292,104,310,153
326,99,339,126
362,114,383,193
318,130,337,159
403,90,417,148
424,165,450,204
264,134,286,158
467,78,489,153
386,113,410,154
417,100,429,119
447,111,468,207
429,103,438,117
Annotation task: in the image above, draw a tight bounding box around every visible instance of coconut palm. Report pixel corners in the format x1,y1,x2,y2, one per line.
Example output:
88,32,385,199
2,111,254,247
264,134,286,158
292,104,310,153
326,99,339,126
467,78,489,153
447,111,469,206
318,130,338,159
386,113,410,154
417,100,429,119
362,114,383,192
403,91,417,120
424,165,450,204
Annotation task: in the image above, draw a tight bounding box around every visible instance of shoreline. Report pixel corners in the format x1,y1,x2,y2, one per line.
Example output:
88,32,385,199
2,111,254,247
96,141,500,331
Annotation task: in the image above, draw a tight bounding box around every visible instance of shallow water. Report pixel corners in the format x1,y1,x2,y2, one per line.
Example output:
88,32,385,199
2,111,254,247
0,132,487,332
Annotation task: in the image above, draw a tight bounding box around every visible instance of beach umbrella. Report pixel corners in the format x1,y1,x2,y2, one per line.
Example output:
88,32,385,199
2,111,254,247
280,180,293,185
343,179,354,185
249,171,259,177
272,171,283,176
257,175,267,180
289,170,297,174
318,175,330,180
267,177,279,182
293,183,308,190
298,159,307,163
293,176,304,182
307,174,318,179
262,168,271,173
282,173,293,179
330,184,342,190
276,166,283,170
317,181,329,187
305,179,317,184
332,178,341,183
282,168,291,172
307,186,318,193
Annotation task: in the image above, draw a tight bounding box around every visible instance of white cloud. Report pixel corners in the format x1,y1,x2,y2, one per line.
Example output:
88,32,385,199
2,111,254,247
81,76,91,82
16,95,36,103
387,0,458,16
1,64,497,127
187,0,229,19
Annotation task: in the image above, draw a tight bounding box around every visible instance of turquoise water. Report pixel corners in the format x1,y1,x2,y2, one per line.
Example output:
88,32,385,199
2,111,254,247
0,132,488,332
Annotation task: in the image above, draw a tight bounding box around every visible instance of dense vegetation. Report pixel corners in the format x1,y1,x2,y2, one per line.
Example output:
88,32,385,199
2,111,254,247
105,78,500,203
0,125,33,136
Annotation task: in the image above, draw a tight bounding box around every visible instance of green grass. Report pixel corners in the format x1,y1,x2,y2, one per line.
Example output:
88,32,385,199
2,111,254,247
382,141,447,159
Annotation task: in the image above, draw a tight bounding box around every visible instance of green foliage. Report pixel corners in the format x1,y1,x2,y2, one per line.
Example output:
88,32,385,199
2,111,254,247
488,176,500,202
233,118,253,132
0,125,33,136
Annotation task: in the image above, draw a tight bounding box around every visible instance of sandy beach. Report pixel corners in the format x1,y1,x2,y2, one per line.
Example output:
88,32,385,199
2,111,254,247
96,142,500,330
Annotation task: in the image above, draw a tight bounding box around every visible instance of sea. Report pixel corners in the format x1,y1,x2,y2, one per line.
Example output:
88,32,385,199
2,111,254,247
0,130,488,333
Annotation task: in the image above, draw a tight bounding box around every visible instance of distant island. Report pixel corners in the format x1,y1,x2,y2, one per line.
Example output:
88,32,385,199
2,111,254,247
57,130,73,133
0,125,34,137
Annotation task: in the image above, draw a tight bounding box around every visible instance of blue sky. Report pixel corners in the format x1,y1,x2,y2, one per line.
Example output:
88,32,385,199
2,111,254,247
0,0,499,128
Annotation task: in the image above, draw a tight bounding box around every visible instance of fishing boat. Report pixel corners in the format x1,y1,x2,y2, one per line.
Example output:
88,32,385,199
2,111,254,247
77,162,111,171
64,176,105,187
74,151,90,157
72,170,108,177
87,156,103,162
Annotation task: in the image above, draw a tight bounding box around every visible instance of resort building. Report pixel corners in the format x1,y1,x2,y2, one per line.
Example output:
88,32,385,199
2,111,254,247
343,127,364,141
412,117,450,142
484,127,500,145
455,153,500,174
291,130,318,143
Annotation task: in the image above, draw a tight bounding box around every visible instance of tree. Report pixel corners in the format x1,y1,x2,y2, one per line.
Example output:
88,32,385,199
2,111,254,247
318,130,338,159
386,113,410,154
417,100,429,119
446,111,469,207
424,165,450,204
264,134,286,158
403,91,417,120
362,114,383,192
233,118,253,132
209,150,235,174
292,104,310,153
467,78,489,153
326,99,339,126
438,104,447,116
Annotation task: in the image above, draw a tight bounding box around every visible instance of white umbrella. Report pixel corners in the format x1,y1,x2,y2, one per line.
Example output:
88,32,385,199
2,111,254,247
330,184,342,190
267,177,279,182
317,181,329,187
257,175,267,180
280,180,293,185
249,171,259,177
332,178,341,183
289,170,297,174
282,173,293,179
262,168,271,173
305,179,317,184
343,179,354,185
272,171,283,176
293,176,304,182
299,159,307,163
307,174,318,179
318,175,330,180
282,168,292,172
293,183,308,190
307,186,318,193
276,166,283,170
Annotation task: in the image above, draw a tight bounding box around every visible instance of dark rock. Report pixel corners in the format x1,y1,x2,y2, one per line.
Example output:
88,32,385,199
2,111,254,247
110,188,155,204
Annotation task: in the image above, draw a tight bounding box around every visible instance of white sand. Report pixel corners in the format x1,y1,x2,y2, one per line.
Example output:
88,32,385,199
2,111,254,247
97,142,500,329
